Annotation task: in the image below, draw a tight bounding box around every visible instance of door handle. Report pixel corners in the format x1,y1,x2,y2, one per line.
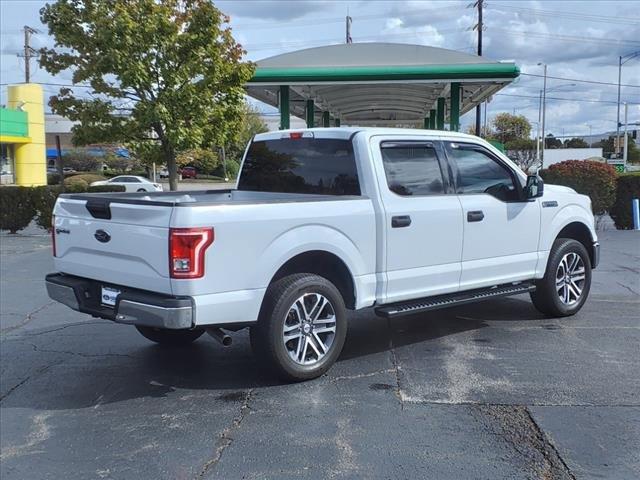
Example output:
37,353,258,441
467,210,484,222
391,215,412,228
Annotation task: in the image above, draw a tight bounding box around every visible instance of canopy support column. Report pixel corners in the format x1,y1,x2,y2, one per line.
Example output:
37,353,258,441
429,109,436,129
334,118,341,127
279,85,289,130
322,111,330,127
450,82,460,132
423,117,429,129
436,98,445,130
306,100,315,128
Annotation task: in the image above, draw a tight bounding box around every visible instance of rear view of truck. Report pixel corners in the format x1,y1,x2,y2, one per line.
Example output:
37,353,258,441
46,128,376,380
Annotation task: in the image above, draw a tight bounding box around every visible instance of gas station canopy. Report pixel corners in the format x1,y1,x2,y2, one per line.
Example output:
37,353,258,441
245,43,519,130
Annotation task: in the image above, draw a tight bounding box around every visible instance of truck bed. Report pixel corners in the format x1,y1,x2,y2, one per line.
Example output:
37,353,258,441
63,189,365,207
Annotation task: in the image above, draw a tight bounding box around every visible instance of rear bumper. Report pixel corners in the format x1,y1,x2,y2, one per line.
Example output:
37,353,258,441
45,273,194,329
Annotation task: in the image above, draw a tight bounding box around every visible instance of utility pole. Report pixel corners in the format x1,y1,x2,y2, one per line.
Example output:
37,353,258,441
345,15,353,44
473,0,483,136
20,25,38,83
617,55,622,157
623,102,629,170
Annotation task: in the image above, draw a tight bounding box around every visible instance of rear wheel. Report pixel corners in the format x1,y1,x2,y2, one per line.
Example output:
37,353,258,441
135,326,204,346
530,238,591,317
250,273,347,381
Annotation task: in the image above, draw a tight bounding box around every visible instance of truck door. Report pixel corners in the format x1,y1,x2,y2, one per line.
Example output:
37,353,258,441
370,137,464,304
443,141,541,290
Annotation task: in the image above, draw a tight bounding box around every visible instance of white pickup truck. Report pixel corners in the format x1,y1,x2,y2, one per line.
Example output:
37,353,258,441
46,128,599,380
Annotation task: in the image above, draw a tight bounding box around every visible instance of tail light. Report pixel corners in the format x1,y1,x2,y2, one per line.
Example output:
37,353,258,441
169,227,214,279
52,215,56,257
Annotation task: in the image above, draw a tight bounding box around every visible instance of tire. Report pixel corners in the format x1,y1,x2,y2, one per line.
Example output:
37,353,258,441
250,273,348,382
135,326,204,346
530,238,592,317
137,188,147,192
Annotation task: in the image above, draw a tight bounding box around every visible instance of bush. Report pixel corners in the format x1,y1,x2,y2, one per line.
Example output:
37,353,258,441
33,186,63,231
0,187,37,233
47,173,62,185
87,185,126,193
63,173,106,188
610,173,640,230
540,160,617,214
63,181,88,193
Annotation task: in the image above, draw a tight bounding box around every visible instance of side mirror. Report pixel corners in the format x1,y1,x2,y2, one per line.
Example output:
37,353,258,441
524,175,544,199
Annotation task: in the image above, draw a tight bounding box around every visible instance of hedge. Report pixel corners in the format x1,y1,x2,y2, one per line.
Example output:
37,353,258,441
610,173,640,230
0,187,36,233
540,160,617,215
0,184,125,233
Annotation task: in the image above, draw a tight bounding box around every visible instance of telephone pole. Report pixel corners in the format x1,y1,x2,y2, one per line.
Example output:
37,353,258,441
20,25,38,83
473,0,484,136
346,15,353,43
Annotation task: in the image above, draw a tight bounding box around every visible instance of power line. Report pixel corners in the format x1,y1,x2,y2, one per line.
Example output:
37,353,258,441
495,92,640,105
520,72,640,89
489,27,640,48
494,4,640,25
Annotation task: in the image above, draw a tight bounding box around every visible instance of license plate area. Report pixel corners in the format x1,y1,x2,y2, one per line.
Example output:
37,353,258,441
101,286,121,307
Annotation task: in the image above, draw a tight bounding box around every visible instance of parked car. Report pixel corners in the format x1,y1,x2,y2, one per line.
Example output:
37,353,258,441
62,167,76,174
90,175,163,192
181,166,197,179
46,128,598,381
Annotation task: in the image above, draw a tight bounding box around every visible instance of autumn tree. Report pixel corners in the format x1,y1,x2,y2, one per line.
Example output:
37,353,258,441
492,113,532,144
39,0,254,190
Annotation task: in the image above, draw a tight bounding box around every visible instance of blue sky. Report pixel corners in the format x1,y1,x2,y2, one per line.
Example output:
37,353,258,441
1,0,639,138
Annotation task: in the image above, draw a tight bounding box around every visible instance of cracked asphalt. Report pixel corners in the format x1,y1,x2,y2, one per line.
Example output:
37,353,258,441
1,228,639,479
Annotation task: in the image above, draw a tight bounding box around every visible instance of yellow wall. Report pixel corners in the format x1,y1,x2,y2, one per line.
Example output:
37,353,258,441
8,84,46,186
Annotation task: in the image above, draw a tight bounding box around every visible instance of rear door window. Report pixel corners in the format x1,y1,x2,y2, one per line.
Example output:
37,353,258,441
238,138,360,195
380,142,445,196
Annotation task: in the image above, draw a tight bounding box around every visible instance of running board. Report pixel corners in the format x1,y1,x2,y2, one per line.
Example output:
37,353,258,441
375,282,535,319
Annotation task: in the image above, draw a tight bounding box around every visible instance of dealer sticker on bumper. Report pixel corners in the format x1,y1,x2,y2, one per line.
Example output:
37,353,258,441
101,286,121,307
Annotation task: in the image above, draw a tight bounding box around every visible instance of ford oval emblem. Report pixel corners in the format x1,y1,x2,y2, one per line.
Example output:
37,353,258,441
94,229,111,243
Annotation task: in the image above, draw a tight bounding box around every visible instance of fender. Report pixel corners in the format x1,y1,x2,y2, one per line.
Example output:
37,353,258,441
535,202,597,277
251,223,373,301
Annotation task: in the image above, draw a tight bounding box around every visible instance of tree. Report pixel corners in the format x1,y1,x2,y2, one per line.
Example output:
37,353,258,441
545,134,562,149
505,138,538,172
40,0,255,190
226,103,268,163
492,113,532,144
176,148,219,174
61,149,102,171
564,137,589,148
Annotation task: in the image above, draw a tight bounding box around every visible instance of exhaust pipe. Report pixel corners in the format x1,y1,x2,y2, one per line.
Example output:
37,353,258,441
206,327,232,346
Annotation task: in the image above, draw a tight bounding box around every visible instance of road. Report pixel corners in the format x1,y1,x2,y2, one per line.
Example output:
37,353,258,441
1,227,639,479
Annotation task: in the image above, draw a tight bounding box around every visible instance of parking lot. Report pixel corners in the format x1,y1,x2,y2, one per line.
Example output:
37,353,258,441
1,227,638,479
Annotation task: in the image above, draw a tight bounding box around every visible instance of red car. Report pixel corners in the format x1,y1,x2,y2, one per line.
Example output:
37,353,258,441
181,166,197,179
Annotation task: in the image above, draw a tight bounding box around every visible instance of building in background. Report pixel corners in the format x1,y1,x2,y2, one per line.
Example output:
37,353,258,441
0,84,46,186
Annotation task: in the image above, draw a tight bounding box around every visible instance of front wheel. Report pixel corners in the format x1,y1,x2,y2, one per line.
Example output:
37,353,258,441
136,326,204,346
137,188,147,192
250,273,348,381
530,238,592,317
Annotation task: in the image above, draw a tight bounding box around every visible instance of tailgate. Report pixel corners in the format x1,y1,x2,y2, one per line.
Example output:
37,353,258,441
53,196,174,294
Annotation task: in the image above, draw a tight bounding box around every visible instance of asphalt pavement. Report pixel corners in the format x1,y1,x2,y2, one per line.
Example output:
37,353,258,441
1,227,638,479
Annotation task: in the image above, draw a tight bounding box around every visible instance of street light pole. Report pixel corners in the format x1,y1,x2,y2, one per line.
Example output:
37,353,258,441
617,55,622,156
537,63,548,167
616,51,640,158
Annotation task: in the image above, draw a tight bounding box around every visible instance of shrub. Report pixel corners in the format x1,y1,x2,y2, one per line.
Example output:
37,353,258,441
47,173,62,185
87,185,126,193
63,182,88,193
0,187,37,233
63,173,106,187
610,172,640,230
540,160,617,214
33,186,63,231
